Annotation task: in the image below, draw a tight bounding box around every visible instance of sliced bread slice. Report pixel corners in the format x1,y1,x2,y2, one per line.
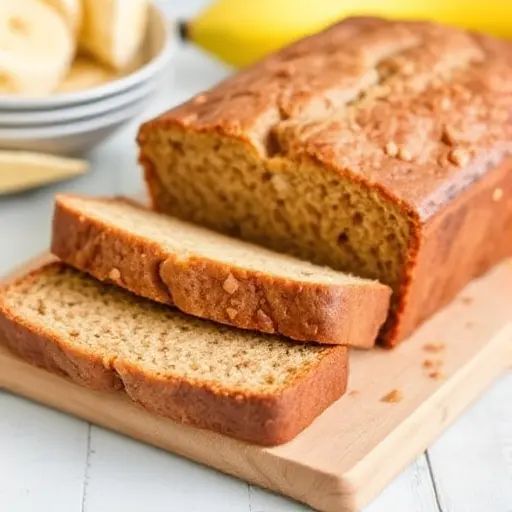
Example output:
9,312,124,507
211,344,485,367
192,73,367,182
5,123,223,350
51,194,391,348
0,263,348,445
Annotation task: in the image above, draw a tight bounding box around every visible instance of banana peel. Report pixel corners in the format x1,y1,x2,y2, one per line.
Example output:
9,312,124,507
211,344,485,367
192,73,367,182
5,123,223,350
180,0,512,68
0,151,88,195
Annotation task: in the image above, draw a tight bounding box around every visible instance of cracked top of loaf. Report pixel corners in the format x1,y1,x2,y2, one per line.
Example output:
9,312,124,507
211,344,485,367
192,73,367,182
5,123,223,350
140,17,512,220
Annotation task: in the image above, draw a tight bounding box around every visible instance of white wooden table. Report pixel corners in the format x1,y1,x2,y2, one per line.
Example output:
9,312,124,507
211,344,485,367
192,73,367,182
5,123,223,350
1,2,512,511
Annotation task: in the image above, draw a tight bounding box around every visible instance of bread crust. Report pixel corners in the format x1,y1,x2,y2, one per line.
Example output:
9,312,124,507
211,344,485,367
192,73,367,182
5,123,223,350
51,195,391,348
0,263,348,446
392,158,512,342
137,17,512,346
138,18,512,217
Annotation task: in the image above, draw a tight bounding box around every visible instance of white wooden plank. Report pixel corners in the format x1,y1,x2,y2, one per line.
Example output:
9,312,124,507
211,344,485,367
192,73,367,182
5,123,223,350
249,454,440,512
365,455,439,512
0,391,89,512
83,426,250,512
428,373,512,512
250,485,311,511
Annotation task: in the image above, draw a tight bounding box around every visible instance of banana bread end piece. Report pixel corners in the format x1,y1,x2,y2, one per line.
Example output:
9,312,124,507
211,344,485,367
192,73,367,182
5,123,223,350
0,263,348,445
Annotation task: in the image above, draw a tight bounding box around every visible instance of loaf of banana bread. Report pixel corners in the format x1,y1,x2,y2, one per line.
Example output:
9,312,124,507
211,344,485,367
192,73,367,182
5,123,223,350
137,17,512,346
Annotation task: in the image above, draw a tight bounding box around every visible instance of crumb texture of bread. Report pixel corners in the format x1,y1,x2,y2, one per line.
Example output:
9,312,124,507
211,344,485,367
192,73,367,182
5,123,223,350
0,264,348,445
137,17,512,345
51,194,391,348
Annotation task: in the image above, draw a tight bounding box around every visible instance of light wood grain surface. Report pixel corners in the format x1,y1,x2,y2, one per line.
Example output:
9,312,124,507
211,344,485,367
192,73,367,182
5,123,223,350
1,2,512,511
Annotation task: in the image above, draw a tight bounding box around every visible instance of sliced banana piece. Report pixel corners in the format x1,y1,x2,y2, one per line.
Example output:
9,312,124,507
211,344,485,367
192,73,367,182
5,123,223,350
56,47,148,93
0,151,88,195
123,45,149,76
40,0,82,33
80,0,149,71
56,56,117,93
0,0,74,96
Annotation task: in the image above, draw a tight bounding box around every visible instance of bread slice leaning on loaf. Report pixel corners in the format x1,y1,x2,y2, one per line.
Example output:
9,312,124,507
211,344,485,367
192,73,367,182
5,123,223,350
137,17,512,347
0,263,348,445
51,194,391,348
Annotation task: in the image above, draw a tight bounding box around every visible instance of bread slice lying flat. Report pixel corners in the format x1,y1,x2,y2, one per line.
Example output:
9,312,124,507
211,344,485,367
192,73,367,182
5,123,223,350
0,263,347,445
51,195,391,348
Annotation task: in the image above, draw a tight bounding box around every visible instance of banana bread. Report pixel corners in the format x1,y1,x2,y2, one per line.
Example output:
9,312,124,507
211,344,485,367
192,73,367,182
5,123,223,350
0,263,348,445
51,194,391,347
137,17,512,346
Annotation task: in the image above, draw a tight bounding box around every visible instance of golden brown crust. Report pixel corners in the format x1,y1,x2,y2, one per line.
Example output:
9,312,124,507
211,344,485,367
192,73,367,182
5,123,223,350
116,347,347,445
0,263,348,446
51,194,391,348
138,17,512,218
390,158,512,344
137,17,512,347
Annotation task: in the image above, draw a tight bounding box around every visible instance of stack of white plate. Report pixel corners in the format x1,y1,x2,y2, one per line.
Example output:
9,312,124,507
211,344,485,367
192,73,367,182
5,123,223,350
0,4,172,156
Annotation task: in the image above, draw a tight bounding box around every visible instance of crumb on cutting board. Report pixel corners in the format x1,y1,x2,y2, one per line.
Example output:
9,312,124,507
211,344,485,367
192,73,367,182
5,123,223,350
348,390,360,397
460,296,474,305
429,371,445,381
465,321,474,329
423,359,443,369
424,342,445,353
381,389,403,403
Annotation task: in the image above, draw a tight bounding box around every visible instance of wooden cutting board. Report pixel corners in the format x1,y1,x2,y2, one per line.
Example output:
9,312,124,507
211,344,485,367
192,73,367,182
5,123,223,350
1,254,512,512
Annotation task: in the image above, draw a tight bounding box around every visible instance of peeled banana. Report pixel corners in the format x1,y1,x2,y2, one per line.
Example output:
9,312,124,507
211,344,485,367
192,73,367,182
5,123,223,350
181,0,512,68
80,0,149,71
0,151,88,195
0,0,74,95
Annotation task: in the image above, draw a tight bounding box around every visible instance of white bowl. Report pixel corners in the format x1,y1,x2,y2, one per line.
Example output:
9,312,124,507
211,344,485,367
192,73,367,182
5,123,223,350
0,100,149,155
0,4,173,155
0,4,172,111
0,80,158,127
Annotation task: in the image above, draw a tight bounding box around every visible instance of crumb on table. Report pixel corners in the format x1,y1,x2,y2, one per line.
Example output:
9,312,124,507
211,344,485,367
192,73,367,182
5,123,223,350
381,389,403,403
348,390,360,397
460,296,473,305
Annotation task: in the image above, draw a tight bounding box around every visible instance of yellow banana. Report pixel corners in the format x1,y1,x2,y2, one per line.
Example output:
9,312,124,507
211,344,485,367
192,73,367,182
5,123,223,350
181,0,512,68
